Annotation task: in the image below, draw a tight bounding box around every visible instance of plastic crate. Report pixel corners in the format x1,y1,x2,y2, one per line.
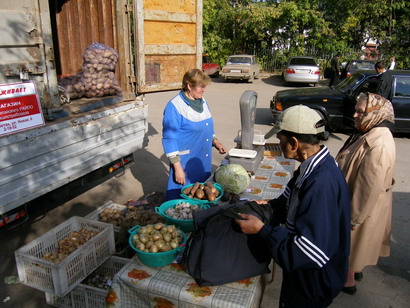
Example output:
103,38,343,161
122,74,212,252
45,256,130,308
15,216,115,297
155,199,209,232
128,225,187,267
84,200,127,233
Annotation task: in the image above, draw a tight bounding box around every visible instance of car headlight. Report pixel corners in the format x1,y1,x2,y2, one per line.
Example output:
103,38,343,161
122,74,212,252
275,98,283,111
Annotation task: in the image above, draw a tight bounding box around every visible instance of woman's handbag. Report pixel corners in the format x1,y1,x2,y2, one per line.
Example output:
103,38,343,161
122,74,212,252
181,201,273,286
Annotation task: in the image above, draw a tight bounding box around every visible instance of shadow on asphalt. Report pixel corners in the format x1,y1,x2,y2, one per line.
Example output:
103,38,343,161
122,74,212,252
3,169,122,231
211,72,331,88
261,74,331,88
210,76,257,84
379,191,410,282
261,74,285,86
130,122,169,195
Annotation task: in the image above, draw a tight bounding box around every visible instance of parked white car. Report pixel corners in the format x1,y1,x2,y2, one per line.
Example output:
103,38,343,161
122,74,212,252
282,56,320,86
221,55,260,82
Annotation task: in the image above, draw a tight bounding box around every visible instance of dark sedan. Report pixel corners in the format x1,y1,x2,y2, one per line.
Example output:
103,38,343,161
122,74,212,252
270,70,410,133
340,60,376,80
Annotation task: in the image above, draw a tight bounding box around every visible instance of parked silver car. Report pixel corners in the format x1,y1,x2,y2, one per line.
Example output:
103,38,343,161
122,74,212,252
282,56,320,86
221,55,260,82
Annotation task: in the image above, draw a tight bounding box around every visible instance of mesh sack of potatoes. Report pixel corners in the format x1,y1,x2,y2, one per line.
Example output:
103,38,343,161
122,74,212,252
81,43,122,98
57,73,85,101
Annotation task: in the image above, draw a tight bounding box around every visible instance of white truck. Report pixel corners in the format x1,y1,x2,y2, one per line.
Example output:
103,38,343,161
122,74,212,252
0,0,203,227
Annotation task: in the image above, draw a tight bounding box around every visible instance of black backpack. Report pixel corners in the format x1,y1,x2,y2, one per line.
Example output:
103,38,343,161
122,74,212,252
182,201,273,286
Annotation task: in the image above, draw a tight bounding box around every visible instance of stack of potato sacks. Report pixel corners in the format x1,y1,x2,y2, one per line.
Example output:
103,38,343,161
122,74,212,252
58,43,122,101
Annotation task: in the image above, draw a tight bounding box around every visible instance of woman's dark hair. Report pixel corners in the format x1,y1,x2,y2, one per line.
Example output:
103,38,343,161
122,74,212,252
279,130,327,145
375,60,386,70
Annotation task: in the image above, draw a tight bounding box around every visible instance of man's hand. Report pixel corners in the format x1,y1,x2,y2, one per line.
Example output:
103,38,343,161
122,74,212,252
235,214,265,234
254,200,269,205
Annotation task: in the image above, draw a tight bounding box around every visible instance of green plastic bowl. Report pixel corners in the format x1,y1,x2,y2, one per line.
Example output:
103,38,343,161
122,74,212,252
180,182,224,204
128,224,186,267
155,199,209,232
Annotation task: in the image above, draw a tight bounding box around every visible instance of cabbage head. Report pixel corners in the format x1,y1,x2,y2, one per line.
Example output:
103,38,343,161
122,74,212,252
215,164,250,194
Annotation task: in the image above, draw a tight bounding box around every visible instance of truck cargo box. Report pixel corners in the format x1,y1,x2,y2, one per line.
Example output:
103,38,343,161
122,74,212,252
0,0,203,219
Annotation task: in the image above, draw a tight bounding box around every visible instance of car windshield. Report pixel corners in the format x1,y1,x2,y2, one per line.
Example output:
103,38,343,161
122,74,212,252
227,57,251,65
351,61,375,70
289,58,317,66
336,72,366,91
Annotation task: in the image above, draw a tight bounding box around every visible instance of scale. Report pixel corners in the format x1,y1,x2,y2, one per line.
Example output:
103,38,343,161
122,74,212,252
228,90,266,172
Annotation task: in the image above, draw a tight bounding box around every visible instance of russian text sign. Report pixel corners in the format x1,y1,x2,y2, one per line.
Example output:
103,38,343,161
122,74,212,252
0,82,45,136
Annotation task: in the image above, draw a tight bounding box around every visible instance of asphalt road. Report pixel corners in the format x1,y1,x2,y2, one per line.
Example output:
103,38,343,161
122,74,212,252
1,75,409,307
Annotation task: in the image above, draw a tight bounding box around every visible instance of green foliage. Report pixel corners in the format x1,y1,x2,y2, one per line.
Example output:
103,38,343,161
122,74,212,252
203,0,409,69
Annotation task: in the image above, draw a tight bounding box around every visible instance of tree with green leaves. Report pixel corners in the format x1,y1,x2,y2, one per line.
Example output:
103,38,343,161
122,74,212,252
203,0,409,69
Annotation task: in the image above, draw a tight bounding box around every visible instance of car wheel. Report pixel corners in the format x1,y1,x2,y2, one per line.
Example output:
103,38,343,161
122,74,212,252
224,77,228,83
211,71,219,78
281,74,288,86
315,109,336,134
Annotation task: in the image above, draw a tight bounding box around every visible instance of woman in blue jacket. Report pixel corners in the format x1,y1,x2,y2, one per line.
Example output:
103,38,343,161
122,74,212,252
236,105,351,307
162,69,226,200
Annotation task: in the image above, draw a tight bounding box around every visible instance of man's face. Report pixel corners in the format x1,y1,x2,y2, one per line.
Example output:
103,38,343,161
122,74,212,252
277,132,294,159
375,67,384,74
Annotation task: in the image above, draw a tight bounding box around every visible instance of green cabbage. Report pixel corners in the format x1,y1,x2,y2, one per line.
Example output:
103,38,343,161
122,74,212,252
215,164,250,194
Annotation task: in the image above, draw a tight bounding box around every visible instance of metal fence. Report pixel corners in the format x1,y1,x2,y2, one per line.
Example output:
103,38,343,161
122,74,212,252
244,46,363,73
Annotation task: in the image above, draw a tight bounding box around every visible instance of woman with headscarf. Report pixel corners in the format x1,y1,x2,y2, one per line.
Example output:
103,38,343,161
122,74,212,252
336,92,396,295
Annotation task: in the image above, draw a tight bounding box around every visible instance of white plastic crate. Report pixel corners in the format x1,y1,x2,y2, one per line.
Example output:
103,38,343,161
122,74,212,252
45,256,130,308
84,200,127,233
15,216,115,297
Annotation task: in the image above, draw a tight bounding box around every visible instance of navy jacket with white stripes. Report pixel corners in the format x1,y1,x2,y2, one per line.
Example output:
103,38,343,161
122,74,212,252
259,146,351,302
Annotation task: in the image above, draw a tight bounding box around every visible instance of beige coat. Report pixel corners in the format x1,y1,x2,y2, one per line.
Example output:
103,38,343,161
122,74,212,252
336,127,396,271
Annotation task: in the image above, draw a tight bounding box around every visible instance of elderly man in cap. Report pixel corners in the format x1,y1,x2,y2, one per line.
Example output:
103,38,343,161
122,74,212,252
236,105,351,308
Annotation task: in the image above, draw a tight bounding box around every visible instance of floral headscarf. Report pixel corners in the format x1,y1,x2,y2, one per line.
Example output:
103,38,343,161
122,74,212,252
357,92,395,133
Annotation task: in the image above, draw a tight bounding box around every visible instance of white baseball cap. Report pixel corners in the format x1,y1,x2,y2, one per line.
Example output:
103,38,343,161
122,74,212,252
265,105,325,139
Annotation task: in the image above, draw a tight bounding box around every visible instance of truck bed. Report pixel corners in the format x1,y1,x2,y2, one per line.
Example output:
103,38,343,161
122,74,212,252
0,97,148,215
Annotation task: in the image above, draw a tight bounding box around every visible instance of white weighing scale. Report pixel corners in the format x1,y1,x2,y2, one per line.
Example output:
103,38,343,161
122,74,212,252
228,90,266,172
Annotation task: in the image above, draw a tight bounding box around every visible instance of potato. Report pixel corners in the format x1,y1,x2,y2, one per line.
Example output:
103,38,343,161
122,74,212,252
195,188,205,199
205,182,217,194
133,224,183,254
154,222,164,230
204,186,216,202
183,186,192,195
190,182,200,196
150,245,159,253
170,240,179,249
